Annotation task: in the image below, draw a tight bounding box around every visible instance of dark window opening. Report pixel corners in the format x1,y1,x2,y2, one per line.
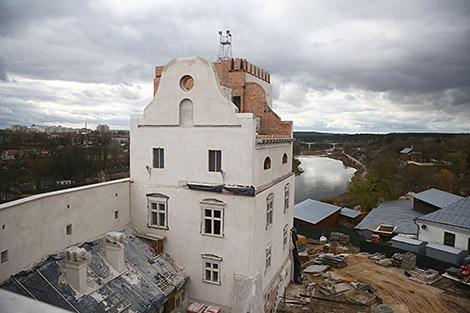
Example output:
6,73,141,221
153,148,164,168
66,224,72,235
1,250,8,264
233,96,241,111
114,210,119,219
209,150,222,172
444,232,455,247
282,153,288,164
264,157,271,170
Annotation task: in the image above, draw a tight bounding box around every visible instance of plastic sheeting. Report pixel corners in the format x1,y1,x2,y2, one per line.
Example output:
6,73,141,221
187,184,256,196
223,186,256,196
231,271,263,313
291,227,303,284
187,184,224,193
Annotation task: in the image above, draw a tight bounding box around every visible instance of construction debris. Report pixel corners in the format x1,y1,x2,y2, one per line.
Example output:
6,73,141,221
401,252,417,270
329,232,350,245
368,252,386,260
303,264,329,274
316,254,347,268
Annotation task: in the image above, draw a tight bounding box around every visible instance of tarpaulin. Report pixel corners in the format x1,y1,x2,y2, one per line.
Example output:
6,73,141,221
187,184,224,193
231,271,263,313
291,227,303,284
223,186,256,196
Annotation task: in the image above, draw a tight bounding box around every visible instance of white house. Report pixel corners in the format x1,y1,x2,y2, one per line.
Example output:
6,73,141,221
0,56,295,313
130,56,295,311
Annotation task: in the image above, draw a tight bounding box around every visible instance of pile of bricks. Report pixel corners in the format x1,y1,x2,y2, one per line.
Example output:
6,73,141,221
401,252,417,270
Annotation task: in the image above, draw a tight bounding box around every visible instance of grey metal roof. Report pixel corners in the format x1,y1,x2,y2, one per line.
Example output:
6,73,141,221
416,197,470,233
400,147,412,154
355,200,424,235
340,208,361,219
413,188,463,209
426,242,466,255
294,199,342,225
391,235,425,246
0,227,188,312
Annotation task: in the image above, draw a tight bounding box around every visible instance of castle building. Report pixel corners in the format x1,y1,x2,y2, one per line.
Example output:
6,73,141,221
0,56,294,312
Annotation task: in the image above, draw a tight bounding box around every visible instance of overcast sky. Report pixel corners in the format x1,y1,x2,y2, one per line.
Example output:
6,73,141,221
0,0,469,133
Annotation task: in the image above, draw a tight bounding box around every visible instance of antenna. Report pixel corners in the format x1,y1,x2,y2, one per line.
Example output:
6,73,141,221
217,29,232,60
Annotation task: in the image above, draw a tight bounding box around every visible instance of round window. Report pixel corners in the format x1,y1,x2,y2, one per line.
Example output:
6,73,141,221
180,75,194,91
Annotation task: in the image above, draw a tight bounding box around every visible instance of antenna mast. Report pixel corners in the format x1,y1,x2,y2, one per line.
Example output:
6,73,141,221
217,30,232,60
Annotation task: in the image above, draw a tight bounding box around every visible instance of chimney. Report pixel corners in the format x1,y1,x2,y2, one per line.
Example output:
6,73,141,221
104,232,127,272
64,247,91,294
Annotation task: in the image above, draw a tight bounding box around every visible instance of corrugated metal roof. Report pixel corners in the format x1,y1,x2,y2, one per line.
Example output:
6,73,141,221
355,200,424,235
391,235,425,246
340,208,361,219
413,188,463,209
426,242,466,255
294,199,341,225
416,197,470,233
400,147,412,154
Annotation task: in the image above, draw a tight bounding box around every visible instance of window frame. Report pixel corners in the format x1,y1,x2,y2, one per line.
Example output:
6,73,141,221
209,150,222,172
284,183,290,213
148,195,169,230
283,225,289,248
202,254,222,285
264,157,271,170
443,231,455,247
201,200,225,237
265,244,272,273
153,147,164,169
266,194,274,229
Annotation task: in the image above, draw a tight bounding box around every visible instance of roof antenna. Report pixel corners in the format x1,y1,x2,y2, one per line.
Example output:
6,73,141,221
218,29,232,60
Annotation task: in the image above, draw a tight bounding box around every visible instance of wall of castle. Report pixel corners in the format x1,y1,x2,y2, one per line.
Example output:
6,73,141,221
0,179,131,282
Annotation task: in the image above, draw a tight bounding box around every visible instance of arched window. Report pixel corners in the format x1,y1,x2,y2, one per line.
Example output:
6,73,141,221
179,99,193,125
264,157,271,170
282,153,288,164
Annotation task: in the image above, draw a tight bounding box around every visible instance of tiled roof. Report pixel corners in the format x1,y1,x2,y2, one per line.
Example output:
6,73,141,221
294,199,341,225
355,200,424,235
413,188,463,209
416,197,470,233
0,228,188,312
340,208,361,219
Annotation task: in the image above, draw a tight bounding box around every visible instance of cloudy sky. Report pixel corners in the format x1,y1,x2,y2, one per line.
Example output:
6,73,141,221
0,0,469,133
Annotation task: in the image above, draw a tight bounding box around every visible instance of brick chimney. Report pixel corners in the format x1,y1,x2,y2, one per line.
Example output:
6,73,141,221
64,247,91,294
103,232,127,272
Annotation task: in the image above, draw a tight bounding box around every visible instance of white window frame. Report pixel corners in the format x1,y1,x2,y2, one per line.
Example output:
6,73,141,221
266,194,274,229
201,200,224,237
283,225,289,248
265,244,272,273
284,183,290,213
202,254,222,285
148,195,168,229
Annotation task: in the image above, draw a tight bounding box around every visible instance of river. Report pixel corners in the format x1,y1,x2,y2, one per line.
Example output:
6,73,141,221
294,155,356,204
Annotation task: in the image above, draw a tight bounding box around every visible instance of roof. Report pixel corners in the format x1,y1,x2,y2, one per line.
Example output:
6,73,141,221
391,235,425,246
416,197,470,233
355,200,424,235
400,147,413,154
413,188,463,209
340,207,361,219
426,242,466,255
0,228,188,313
294,199,342,225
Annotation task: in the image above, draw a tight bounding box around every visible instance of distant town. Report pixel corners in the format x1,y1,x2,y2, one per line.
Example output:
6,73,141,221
0,124,129,203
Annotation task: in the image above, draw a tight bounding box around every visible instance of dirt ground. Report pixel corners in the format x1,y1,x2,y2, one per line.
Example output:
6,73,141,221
280,251,470,313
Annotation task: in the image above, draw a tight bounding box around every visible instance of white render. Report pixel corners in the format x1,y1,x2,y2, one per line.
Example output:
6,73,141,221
130,56,294,309
0,179,131,282
416,221,470,251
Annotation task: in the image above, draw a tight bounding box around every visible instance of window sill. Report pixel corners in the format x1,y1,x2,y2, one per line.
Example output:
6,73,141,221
266,224,273,231
202,280,221,286
201,233,225,239
147,225,169,230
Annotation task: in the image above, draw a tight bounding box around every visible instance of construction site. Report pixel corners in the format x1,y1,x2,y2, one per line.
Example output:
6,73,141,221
278,233,470,313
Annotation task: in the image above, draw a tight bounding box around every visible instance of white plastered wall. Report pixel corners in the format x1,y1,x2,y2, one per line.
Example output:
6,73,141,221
0,179,131,282
417,221,470,251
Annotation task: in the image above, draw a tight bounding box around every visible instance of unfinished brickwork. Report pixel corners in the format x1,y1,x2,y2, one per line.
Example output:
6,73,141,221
153,58,291,138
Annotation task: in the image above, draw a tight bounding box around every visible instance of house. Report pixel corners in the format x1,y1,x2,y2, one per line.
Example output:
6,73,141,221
0,56,294,312
294,199,342,227
412,188,463,214
416,197,470,252
355,200,424,240
399,146,422,162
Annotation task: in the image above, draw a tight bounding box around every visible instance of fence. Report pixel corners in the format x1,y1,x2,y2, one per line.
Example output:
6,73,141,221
359,240,456,273
296,226,362,246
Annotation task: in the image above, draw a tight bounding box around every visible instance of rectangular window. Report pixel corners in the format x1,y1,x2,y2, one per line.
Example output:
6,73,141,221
202,203,224,236
265,245,272,272
444,232,455,247
283,225,289,248
153,148,164,168
148,197,168,229
266,195,273,229
284,184,290,212
1,250,8,264
202,256,221,285
209,150,222,172
66,224,72,235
